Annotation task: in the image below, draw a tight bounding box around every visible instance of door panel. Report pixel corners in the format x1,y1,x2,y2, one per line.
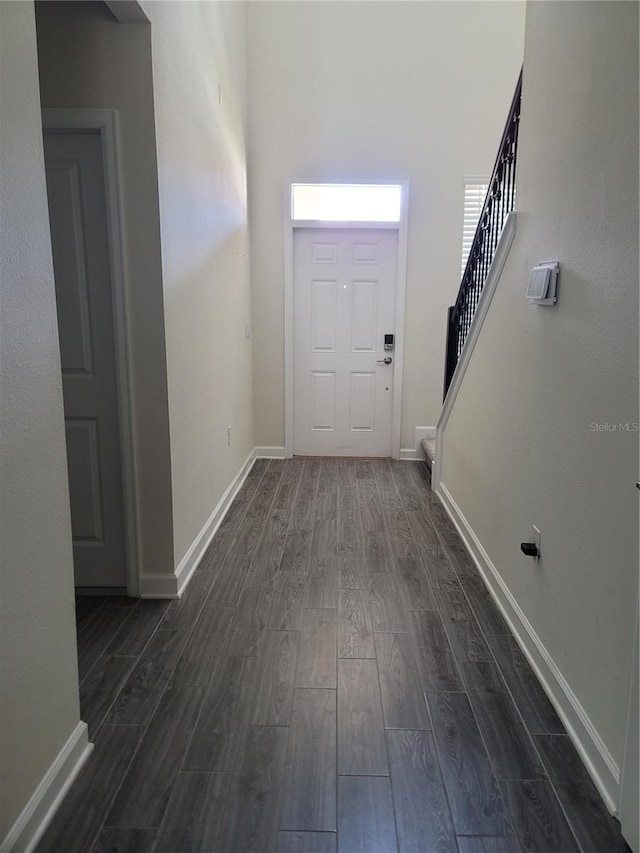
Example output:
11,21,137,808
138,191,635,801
294,228,397,456
65,419,104,541
312,242,338,263
51,160,95,375
44,129,126,588
310,371,336,430
352,242,378,264
350,372,376,431
311,280,337,352
351,281,378,352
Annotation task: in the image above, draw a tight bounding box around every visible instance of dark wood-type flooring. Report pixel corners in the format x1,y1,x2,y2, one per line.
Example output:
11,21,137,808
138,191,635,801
37,458,630,853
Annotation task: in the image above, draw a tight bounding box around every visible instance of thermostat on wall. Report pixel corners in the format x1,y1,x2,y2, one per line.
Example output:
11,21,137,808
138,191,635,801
527,261,559,305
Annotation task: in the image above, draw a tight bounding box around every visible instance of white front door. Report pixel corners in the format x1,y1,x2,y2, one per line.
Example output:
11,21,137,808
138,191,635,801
44,129,127,588
293,228,398,456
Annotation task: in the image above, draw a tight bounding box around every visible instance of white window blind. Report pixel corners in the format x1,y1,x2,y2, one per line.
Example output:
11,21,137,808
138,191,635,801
461,179,489,276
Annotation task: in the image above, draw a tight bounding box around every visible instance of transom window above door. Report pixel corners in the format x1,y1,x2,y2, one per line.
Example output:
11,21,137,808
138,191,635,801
291,183,402,223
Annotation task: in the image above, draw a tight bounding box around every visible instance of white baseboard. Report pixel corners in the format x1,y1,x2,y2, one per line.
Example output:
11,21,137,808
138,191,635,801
173,449,256,596
435,480,620,814
399,448,423,460
138,572,181,599
174,449,256,596
255,446,287,458
399,427,436,460
139,449,256,599
0,722,92,853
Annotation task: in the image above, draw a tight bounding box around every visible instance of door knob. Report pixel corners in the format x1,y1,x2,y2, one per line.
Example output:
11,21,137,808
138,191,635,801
377,357,392,365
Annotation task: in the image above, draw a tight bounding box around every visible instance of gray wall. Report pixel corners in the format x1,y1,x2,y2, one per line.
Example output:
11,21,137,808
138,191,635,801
247,1,526,450
35,0,175,583
142,0,255,566
439,0,638,809
37,0,256,576
1,0,254,838
0,1,81,838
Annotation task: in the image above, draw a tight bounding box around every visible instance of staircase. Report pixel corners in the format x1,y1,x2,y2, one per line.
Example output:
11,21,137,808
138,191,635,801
420,437,436,476
443,70,523,399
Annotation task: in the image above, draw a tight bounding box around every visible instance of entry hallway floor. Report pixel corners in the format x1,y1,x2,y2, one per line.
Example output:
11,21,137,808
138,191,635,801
37,459,630,853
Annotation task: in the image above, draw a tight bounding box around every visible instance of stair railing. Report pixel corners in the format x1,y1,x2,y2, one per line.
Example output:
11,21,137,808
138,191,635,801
443,70,523,399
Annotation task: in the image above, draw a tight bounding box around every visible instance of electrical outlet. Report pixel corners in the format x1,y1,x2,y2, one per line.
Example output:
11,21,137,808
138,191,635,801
245,321,251,339
227,425,232,447
532,525,541,560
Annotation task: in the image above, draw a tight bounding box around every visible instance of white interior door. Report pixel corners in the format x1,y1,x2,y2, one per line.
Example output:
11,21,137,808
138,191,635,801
293,228,398,456
44,129,127,588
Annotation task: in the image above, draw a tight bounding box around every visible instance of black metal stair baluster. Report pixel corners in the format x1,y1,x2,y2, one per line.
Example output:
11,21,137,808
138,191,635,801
443,70,522,400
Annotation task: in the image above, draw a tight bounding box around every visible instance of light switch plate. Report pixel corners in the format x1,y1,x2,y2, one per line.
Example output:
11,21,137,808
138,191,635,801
527,261,559,305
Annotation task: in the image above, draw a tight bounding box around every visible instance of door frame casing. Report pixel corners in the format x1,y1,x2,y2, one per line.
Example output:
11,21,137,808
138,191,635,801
284,178,410,459
42,108,139,596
